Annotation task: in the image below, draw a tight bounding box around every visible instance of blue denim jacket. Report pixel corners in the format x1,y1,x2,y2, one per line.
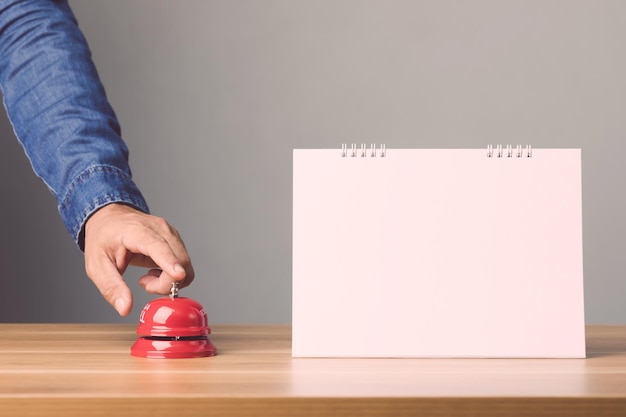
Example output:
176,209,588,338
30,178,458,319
0,0,149,249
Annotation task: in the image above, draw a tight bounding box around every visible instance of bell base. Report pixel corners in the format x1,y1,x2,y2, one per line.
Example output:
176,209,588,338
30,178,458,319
130,337,217,359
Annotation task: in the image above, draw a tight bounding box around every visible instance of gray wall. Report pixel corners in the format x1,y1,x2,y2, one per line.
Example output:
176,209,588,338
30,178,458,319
1,0,625,324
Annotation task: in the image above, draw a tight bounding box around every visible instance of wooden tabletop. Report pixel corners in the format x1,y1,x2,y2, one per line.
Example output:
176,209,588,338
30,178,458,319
0,324,625,417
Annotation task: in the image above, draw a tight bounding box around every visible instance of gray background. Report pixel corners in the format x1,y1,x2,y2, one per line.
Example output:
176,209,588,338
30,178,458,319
0,0,624,324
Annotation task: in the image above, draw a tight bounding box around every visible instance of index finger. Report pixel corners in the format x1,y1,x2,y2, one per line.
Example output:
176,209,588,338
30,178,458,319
124,216,194,292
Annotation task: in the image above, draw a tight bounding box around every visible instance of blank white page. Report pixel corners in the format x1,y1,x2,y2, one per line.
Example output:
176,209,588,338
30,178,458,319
292,148,585,358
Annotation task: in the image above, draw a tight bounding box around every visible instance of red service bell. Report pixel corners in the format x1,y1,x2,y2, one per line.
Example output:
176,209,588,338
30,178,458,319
130,283,217,359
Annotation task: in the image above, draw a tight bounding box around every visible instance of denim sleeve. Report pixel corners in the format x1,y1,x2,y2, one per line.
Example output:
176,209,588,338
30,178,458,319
0,0,149,250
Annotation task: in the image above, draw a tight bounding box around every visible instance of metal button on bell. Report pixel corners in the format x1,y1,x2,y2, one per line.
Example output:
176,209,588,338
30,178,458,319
130,283,217,359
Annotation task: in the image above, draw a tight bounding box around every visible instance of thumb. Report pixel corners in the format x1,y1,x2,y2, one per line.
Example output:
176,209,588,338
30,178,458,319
87,256,134,316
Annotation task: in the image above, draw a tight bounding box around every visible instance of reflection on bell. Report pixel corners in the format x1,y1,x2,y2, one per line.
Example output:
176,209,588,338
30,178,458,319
130,283,217,359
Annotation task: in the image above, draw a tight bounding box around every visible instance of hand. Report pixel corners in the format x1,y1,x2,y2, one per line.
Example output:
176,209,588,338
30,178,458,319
83,203,194,316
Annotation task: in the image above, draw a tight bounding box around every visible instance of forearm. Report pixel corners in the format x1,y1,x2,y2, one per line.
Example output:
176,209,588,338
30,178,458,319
0,0,148,248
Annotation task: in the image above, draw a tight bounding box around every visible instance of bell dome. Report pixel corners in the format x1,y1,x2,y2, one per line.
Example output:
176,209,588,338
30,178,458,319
130,286,217,359
136,297,210,337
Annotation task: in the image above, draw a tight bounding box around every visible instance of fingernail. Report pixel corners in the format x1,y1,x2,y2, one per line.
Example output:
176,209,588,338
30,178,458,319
173,264,185,274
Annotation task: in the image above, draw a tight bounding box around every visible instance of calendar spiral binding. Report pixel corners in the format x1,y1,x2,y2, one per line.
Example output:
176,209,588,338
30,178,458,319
341,143,386,158
340,144,532,158
487,144,532,158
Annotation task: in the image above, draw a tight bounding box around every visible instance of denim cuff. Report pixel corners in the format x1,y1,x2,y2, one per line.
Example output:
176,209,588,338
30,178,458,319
58,165,150,250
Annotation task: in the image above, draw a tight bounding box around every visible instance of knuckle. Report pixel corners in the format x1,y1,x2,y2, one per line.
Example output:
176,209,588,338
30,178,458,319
152,215,171,230
99,285,117,302
153,215,182,238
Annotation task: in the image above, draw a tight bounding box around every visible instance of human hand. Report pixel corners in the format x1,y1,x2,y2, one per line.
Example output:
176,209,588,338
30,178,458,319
83,203,194,316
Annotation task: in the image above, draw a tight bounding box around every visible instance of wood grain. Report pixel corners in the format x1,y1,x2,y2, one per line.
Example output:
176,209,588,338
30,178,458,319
0,324,625,416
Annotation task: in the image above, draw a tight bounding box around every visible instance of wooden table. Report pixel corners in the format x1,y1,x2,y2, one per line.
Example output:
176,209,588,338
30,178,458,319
0,324,625,417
